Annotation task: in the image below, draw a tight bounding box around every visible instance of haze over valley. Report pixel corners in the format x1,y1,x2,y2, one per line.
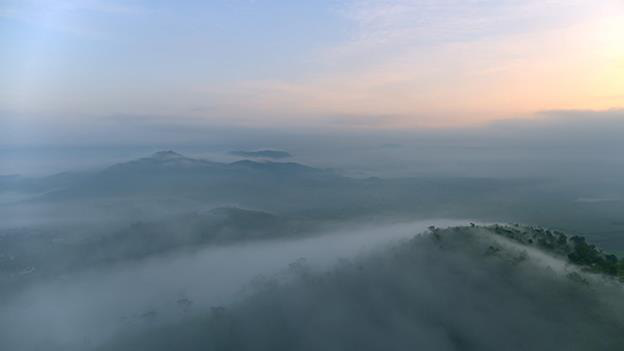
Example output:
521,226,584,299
2,1,624,350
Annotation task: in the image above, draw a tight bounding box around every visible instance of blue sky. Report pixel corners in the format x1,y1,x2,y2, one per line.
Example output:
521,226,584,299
1,0,623,145
1,1,345,100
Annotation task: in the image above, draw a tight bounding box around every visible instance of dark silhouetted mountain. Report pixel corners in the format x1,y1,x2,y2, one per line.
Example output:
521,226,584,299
151,150,185,160
0,206,315,282
97,151,329,178
17,152,341,206
230,149,292,159
6,152,624,248
103,151,222,173
0,151,576,226
79,206,297,267
0,171,94,194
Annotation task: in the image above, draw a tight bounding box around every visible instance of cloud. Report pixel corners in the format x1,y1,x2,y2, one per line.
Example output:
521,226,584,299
2,1,622,128
101,227,624,350
203,0,624,127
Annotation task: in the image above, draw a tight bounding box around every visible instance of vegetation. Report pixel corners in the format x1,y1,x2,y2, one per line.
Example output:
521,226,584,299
482,223,624,280
101,225,624,351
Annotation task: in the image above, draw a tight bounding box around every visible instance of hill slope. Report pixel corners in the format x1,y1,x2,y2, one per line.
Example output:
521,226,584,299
102,225,624,351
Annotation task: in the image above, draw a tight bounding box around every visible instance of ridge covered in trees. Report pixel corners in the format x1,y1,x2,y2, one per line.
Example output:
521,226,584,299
471,223,624,280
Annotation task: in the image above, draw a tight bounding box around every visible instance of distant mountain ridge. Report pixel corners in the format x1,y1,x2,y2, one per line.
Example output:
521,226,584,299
230,149,292,159
103,151,223,172
96,151,333,182
3,151,341,203
151,150,185,160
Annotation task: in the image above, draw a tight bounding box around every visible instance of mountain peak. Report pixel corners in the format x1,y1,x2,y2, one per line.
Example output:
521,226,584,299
230,149,292,159
150,150,185,160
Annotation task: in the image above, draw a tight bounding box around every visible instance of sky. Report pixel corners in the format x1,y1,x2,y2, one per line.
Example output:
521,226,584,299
0,0,623,144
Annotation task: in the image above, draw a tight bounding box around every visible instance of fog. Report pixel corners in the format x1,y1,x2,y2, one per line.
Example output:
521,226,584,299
102,226,624,351
2,0,624,345
0,219,469,350
2,111,624,350
3,110,624,179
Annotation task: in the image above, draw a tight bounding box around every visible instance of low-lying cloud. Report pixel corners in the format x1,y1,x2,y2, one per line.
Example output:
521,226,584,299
102,227,624,350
